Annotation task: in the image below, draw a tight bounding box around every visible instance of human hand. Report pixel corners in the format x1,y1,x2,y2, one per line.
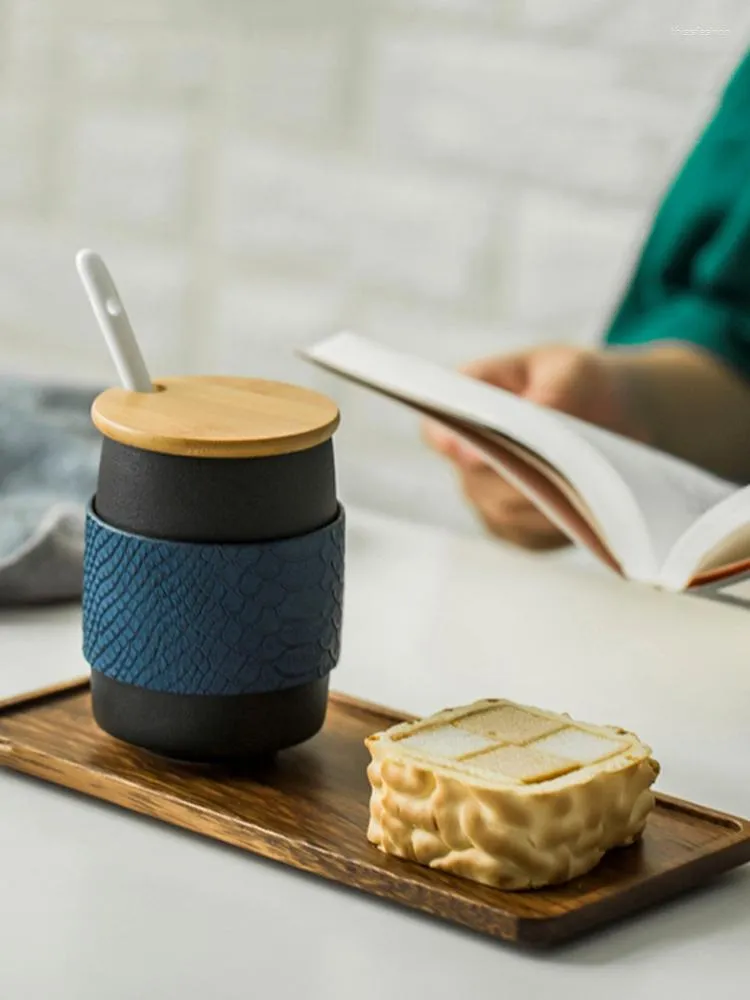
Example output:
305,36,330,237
424,345,648,548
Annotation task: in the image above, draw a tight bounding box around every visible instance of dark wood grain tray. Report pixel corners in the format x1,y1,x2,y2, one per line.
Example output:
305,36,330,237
2,678,749,946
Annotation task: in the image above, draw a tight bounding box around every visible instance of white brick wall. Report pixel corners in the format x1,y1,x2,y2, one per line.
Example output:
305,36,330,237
505,191,647,338
0,0,748,534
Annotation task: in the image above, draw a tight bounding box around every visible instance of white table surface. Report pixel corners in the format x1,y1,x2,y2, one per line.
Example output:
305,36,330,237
2,506,749,999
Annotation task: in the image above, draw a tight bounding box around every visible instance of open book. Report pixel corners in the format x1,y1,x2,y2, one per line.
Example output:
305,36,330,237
303,332,750,592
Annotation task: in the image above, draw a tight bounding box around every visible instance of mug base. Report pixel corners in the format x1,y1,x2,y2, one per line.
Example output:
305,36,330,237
90,672,330,761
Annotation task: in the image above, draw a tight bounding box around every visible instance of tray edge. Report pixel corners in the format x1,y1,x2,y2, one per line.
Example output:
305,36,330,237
0,675,89,715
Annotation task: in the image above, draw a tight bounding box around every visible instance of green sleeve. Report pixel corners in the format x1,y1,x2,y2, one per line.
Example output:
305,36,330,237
605,50,750,376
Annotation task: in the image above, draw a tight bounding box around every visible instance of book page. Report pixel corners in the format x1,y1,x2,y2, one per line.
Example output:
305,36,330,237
555,415,736,576
657,485,750,591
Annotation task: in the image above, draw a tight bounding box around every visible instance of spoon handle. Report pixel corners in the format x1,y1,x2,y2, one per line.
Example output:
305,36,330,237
76,248,153,393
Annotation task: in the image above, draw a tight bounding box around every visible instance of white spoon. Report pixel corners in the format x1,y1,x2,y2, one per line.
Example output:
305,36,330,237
76,248,154,393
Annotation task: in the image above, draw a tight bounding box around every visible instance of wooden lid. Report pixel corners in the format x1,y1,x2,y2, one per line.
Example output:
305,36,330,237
91,376,340,458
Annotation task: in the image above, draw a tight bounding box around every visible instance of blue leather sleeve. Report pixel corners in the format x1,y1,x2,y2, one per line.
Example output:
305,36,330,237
83,505,345,696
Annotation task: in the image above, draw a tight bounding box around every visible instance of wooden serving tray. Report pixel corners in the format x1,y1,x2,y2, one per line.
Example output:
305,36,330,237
2,679,749,947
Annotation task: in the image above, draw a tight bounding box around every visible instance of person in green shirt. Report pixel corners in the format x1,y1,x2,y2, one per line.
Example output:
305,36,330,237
426,49,750,550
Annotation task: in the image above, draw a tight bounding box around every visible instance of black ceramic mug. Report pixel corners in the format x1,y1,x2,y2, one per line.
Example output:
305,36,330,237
82,376,344,761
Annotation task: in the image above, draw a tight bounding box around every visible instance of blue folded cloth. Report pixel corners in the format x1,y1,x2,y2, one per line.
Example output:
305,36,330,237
0,378,101,604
